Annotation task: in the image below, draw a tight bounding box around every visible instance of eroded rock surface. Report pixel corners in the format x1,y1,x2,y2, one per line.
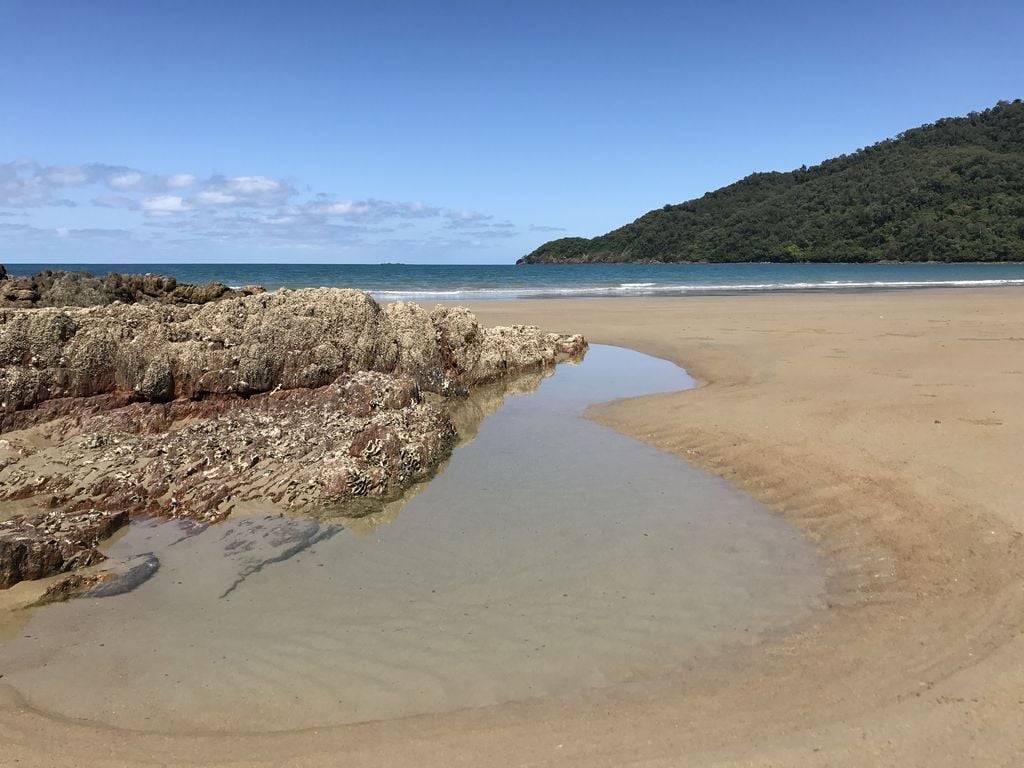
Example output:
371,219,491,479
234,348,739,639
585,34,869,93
0,266,263,309
0,287,586,587
0,288,585,428
0,509,128,588
0,371,458,524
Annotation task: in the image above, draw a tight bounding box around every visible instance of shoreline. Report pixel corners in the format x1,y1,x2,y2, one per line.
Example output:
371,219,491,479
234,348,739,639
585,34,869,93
461,288,1024,763
6,262,1024,304
2,287,1023,765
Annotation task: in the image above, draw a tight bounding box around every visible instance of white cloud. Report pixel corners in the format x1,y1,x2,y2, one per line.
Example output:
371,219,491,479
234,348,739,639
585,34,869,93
229,176,278,194
312,200,372,216
302,198,439,220
195,174,295,208
1,161,71,206
446,208,492,224
0,222,134,242
1,161,162,205
195,190,237,205
0,157,515,255
444,209,516,234
164,173,196,188
108,171,144,190
92,195,138,209
44,166,90,186
141,195,188,213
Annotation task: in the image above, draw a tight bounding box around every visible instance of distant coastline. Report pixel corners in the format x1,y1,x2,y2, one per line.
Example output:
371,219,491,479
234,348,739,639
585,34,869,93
4,262,1024,302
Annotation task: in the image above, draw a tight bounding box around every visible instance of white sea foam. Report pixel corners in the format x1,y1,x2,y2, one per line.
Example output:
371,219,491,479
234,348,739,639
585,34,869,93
367,278,1024,301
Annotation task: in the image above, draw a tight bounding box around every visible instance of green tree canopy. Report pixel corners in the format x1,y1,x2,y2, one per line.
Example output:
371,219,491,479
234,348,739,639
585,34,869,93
519,100,1024,264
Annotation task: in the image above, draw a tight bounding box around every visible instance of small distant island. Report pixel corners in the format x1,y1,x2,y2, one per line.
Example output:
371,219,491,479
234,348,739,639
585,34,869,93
519,100,1024,264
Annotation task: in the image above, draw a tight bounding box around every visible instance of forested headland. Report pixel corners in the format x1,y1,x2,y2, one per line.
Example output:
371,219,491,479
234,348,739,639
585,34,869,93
519,100,1024,264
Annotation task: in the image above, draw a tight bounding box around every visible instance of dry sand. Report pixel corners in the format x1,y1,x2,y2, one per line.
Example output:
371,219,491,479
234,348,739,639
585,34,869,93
2,287,1023,766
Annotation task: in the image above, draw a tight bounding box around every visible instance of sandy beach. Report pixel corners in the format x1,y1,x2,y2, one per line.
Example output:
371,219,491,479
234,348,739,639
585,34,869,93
2,287,1023,766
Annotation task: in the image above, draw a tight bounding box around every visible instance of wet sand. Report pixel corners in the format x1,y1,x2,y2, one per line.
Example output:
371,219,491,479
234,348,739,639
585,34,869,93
3,288,1024,766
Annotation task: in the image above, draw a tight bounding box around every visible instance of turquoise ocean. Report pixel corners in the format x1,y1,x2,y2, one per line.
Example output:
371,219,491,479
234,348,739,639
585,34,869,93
6,262,1024,301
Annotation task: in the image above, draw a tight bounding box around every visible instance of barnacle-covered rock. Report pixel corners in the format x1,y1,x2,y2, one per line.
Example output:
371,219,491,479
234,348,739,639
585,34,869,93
0,509,129,588
0,371,460,527
0,266,263,309
1,289,585,430
0,287,586,586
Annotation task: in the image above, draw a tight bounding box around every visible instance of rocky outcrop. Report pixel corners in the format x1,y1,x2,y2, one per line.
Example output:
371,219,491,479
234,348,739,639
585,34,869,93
0,266,263,309
0,509,128,588
431,305,585,382
0,288,586,588
0,370,459,524
0,288,394,422
0,288,585,429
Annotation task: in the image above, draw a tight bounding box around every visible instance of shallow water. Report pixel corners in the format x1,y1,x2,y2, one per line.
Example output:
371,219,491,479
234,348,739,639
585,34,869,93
0,346,826,732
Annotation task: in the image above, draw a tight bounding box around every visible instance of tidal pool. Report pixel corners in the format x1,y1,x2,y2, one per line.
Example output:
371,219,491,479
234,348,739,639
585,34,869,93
0,345,826,732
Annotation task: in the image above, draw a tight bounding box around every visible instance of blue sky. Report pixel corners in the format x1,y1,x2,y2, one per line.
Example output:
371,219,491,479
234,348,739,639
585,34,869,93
2,0,1022,264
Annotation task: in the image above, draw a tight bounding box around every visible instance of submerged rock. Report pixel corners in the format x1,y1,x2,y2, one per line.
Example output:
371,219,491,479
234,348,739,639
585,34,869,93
33,572,105,605
216,517,340,599
82,553,161,598
31,552,161,605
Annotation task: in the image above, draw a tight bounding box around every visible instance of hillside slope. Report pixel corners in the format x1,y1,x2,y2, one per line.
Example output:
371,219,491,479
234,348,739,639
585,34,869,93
520,100,1024,263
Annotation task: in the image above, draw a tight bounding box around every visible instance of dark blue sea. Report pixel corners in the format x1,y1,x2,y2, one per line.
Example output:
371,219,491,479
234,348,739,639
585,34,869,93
6,262,1024,301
